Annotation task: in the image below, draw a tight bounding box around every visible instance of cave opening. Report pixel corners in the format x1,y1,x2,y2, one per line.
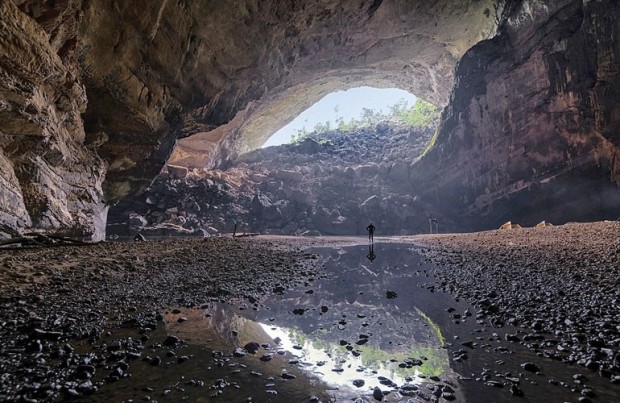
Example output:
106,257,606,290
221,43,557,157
2,2,620,402
261,86,418,148
110,84,444,239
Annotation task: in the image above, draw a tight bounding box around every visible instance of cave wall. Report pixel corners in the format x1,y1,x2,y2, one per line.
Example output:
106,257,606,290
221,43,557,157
413,0,620,229
0,1,107,240
1,0,618,238
80,0,500,192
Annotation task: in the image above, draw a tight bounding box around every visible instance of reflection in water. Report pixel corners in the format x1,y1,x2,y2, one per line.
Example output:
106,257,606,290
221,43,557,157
243,243,464,401
366,243,376,262
259,319,442,393
148,243,461,401
78,243,620,402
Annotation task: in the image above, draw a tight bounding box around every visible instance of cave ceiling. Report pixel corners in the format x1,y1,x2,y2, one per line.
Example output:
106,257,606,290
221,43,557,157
75,0,502,181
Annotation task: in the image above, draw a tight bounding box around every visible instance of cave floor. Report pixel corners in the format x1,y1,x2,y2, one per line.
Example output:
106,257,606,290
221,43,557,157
0,222,618,402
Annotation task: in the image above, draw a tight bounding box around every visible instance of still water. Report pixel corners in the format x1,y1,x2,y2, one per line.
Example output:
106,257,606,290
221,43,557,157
80,243,620,402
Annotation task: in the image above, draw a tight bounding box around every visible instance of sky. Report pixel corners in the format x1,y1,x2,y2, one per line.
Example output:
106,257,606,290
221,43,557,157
262,86,417,147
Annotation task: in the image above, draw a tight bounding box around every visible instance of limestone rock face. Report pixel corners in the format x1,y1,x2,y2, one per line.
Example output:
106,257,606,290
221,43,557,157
169,0,502,168
0,1,106,240
80,0,499,178
411,0,620,228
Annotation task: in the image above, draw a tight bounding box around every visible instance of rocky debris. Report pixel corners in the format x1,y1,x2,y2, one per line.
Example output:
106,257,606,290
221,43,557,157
108,123,437,237
0,237,323,402
419,221,620,378
0,234,93,249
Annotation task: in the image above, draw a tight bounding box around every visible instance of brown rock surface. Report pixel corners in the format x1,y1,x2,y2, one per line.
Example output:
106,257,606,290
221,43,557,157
0,1,106,240
1,0,619,237
412,0,620,228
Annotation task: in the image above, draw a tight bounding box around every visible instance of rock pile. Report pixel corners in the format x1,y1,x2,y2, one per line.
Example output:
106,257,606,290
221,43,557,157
108,123,437,237
418,221,620,378
0,237,322,402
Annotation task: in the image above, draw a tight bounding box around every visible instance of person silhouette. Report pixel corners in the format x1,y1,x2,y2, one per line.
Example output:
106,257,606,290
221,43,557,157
366,222,375,243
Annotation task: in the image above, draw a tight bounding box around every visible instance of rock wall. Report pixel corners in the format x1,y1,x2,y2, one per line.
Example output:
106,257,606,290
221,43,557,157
412,0,620,229
0,1,106,240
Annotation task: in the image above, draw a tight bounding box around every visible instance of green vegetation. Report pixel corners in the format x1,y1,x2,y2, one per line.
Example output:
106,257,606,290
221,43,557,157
415,307,446,346
388,99,441,127
409,346,447,377
421,129,439,157
288,327,308,346
276,324,448,379
289,99,441,144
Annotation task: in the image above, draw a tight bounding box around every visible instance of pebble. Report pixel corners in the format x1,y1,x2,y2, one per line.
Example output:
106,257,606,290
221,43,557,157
372,386,384,401
352,379,365,387
521,362,539,373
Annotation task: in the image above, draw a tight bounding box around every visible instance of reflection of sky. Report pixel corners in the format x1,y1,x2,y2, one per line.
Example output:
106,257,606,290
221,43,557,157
263,87,417,147
246,244,461,399
260,322,427,392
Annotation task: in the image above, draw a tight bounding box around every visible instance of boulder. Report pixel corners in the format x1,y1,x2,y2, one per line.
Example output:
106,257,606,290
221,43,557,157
388,161,410,181
276,169,304,182
128,214,148,232
301,230,321,237
167,165,188,180
500,221,522,230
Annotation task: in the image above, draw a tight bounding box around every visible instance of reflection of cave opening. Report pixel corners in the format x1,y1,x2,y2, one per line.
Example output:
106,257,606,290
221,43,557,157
262,86,420,147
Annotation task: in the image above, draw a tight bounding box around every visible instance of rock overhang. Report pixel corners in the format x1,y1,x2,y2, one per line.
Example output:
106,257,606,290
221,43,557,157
83,1,501,174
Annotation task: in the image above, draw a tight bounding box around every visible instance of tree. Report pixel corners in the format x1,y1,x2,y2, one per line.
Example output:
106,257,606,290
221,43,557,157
398,100,440,127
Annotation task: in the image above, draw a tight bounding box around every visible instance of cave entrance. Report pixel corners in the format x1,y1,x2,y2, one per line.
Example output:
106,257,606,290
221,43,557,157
220,86,442,238
117,85,443,239
262,86,417,147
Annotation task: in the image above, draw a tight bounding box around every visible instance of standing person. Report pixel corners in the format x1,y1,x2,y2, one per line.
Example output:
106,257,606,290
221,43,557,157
366,222,375,243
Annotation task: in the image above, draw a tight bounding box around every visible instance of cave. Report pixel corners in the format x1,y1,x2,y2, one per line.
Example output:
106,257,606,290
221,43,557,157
1,1,619,402
1,0,618,240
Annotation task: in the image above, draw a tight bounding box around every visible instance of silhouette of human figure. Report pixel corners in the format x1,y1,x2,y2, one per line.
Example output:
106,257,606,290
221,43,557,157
367,243,376,262
366,222,375,243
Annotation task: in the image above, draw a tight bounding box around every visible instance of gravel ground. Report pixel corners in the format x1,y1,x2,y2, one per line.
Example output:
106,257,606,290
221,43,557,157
1,222,618,402
0,237,328,402
414,221,620,380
